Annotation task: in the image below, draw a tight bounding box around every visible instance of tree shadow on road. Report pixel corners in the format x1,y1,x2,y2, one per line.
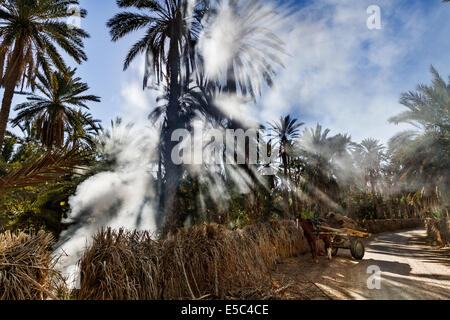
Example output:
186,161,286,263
362,258,412,276
380,273,450,299
367,231,450,266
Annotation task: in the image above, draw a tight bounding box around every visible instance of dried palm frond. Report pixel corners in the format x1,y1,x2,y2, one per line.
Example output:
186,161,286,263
0,147,86,191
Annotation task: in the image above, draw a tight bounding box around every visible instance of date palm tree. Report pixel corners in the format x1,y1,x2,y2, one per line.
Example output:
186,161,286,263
107,0,208,233
108,0,286,232
296,125,355,214
355,138,385,195
199,0,286,221
0,0,90,151
201,0,285,97
354,138,385,218
11,68,100,149
389,66,450,211
268,115,303,216
299,125,334,180
268,115,303,178
67,110,102,151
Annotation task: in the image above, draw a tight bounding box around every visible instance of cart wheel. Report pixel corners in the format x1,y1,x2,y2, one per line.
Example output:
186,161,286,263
331,247,339,256
350,240,365,260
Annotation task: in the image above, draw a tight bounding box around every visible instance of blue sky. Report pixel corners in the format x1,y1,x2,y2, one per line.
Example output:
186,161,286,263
8,0,450,144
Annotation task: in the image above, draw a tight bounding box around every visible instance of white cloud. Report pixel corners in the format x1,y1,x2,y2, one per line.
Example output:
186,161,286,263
258,0,437,144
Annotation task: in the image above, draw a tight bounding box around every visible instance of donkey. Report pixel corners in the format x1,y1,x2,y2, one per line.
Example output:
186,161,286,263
298,218,334,263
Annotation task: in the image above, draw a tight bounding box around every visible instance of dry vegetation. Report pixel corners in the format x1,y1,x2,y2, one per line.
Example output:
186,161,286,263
0,218,431,300
0,231,65,300
76,220,311,300
426,218,450,246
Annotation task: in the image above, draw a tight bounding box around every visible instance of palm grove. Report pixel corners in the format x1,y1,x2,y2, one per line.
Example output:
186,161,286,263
0,0,448,237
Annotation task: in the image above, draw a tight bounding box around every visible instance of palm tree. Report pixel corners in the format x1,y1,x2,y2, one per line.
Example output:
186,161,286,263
268,115,303,178
299,125,335,179
324,132,355,187
107,0,208,233
354,138,385,218
201,0,285,97
107,0,206,88
67,110,102,151
268,115,303,216
0,0,89,151
11,68,100,149
390,66,449,135
196,0,288,219
296,124,355,215
389,66,449,212
355,138,385,192
108,0,286,232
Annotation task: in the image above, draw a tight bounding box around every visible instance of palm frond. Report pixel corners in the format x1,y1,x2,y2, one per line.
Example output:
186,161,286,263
0,147,86,191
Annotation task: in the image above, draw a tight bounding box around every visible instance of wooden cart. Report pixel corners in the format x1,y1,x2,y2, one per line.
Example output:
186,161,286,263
318,226,371,260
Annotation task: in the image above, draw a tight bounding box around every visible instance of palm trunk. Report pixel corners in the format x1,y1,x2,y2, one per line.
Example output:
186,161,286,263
155,146,165,229
162,156,183,233
281,146,290,219
161,25,184,236
225,66,237,93
0,38,24,152
224,65,263,222
0,81,15,150
291,189,298,215
369,173,380,219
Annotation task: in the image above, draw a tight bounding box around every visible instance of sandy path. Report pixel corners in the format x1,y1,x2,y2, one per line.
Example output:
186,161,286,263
272,228,450,300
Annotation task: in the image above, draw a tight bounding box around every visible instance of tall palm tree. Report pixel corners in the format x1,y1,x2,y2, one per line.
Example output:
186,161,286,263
390,66,449,135
296,124,355,215
268,115,303,216
161,0,286,222
389,66,449,211
107,0,206,88
327,132,355,185
354,138,385,218
201,0,285,97
268,115,303,178
355,138,385,194
108,0,286,232
107,0,208,233
299,125,335,181
0,0,90,151
197,0,289,222
11,68,100,149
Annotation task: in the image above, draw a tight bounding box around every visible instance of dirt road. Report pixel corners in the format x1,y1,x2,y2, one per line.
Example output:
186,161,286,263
273,228,450,300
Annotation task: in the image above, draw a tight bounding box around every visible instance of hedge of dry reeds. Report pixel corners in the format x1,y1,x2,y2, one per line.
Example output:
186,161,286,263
0,231,65,300
76,220,310,300
426,218,450,246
